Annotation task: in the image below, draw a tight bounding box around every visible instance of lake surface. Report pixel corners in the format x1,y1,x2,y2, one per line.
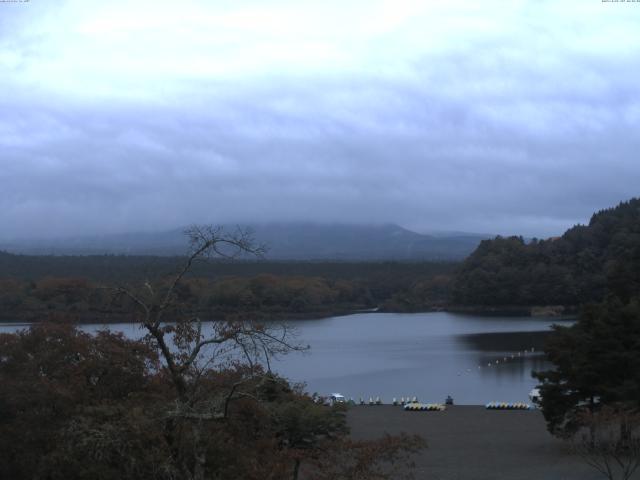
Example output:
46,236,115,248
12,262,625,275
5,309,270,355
0,312,574,405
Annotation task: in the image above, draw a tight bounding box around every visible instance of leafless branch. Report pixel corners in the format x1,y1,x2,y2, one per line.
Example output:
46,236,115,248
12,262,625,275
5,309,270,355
572,406,640,480
102,225,305,424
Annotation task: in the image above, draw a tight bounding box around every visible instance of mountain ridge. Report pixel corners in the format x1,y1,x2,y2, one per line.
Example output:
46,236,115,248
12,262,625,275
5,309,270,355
0,222,489,260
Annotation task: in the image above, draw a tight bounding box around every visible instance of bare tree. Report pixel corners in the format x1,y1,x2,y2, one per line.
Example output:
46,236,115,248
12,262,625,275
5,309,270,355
113,225,307,480
572,406,640,480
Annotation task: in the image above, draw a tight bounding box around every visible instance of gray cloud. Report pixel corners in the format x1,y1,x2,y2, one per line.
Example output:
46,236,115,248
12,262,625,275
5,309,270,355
1,0,639,240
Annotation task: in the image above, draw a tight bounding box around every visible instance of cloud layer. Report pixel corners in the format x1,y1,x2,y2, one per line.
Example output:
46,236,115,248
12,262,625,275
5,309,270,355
1,0,639,239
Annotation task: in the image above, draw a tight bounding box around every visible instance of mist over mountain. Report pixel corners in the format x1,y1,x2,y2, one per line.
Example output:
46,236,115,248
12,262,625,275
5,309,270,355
0,223,489,261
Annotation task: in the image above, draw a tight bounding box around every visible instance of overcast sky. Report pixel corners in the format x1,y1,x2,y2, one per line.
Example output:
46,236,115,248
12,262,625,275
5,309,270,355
1,0,639,239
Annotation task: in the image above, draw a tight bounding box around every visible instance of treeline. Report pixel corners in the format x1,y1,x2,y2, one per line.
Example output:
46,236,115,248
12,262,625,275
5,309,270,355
0,260,456,321
0,275,367,321
0,252,453,284
8,197,637,319
452,198,640,308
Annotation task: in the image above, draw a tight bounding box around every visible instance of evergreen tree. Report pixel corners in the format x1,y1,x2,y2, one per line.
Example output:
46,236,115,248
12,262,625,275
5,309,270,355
533,296,640,437
453,198,640,307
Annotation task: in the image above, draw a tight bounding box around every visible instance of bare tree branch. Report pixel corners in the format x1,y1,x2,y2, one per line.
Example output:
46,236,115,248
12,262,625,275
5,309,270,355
572,406,640,480
106,224,303,403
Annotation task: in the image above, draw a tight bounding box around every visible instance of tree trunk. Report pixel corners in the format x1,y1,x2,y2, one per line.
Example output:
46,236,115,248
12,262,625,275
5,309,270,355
193,420,207,480
292,458,301,480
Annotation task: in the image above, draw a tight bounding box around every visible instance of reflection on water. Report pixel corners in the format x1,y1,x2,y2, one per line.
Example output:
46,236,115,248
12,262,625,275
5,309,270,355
0,312,574,405
458,330,551,351
458,331,551,386
274,312,574,405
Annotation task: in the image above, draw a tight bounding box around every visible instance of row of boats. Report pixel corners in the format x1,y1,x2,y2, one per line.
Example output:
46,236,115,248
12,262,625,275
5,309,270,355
324,391,541,409
326,394,452,407
404,403,447,411
485,402,532,410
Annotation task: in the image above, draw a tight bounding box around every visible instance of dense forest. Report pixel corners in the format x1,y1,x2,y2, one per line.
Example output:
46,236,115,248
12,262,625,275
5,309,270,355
452,198,640,308
0,254,455,321
2,198,639,321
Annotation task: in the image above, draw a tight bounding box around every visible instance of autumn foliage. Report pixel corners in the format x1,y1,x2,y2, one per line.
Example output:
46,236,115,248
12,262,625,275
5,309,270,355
0,322,424,480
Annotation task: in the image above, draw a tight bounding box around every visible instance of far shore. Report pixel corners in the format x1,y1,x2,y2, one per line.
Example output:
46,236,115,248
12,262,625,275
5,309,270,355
0,304,578,325
446,304,578,317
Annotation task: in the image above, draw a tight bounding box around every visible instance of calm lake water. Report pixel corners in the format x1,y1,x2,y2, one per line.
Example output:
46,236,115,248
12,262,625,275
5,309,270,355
0,312,574,405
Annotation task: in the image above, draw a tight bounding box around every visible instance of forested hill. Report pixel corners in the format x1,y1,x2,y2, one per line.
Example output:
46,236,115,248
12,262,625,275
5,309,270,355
452,198,640,307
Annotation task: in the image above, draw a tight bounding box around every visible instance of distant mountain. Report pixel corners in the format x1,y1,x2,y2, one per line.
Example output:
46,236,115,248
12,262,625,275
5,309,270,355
0,223,489,260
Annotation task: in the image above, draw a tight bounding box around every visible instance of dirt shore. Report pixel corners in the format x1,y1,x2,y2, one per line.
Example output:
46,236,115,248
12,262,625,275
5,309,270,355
347,405,635,480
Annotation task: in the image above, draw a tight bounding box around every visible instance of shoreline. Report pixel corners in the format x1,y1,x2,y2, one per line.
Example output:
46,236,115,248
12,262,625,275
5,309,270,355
0,304,577,325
